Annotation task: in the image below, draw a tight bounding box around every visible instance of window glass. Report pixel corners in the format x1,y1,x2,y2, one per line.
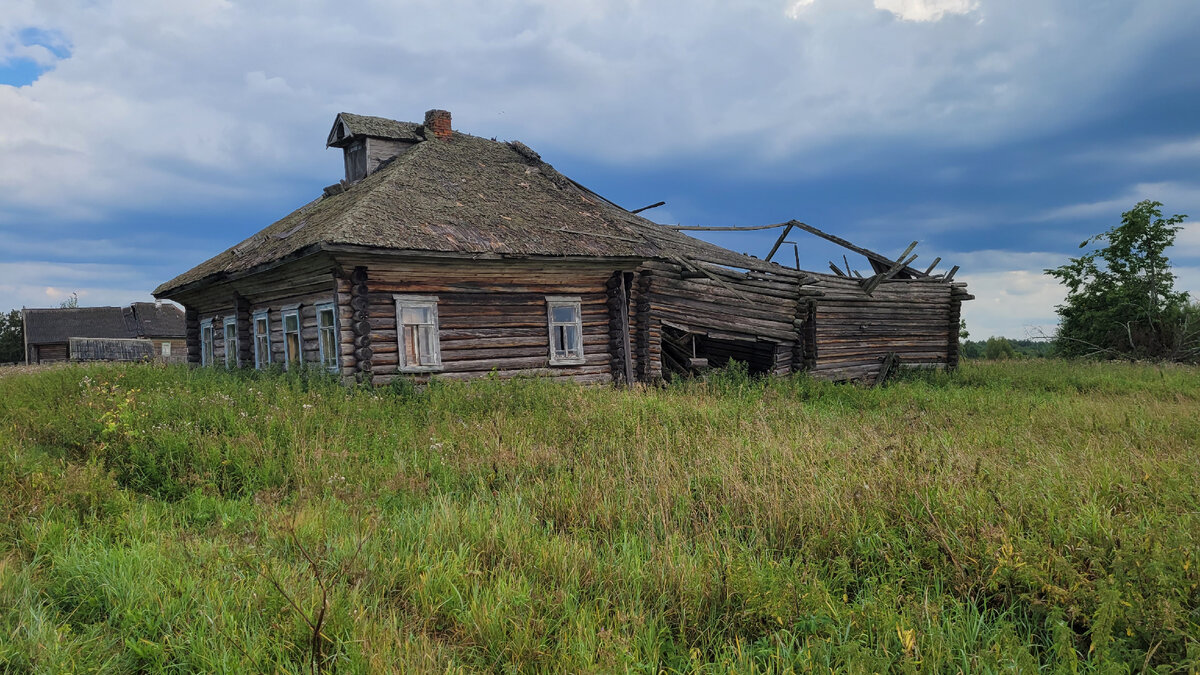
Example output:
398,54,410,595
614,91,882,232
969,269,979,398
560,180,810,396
395,297,441,370
282,310,302,368
224,320,238,367
551,305,577,323
317,305,338,371
200,322,214,366
547,298,584,364
253,314,270,369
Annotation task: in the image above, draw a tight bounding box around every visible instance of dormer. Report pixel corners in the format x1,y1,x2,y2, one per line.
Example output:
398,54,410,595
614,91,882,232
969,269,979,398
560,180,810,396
326,112,424,183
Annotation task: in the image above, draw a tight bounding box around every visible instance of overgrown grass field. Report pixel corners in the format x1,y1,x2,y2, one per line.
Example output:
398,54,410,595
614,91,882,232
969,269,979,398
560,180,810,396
1,361,1198,672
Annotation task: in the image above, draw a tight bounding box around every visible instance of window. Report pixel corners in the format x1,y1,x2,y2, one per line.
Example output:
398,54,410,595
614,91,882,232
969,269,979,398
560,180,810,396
161,342,171,357
546,296,585,365
316,302,338,372
223,316,238,368
253,310,271,369
200,319,214,366
394,295,441,371
282,307,302,369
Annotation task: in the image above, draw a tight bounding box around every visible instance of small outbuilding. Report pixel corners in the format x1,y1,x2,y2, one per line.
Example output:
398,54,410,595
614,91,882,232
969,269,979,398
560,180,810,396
22,302,187,365
154,109,971,385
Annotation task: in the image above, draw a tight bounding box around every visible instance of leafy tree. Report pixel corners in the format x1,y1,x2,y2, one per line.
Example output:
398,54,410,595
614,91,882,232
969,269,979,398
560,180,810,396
984,336,1018,360
59,292,79,309
0,309,24,363
1045,200,1193,360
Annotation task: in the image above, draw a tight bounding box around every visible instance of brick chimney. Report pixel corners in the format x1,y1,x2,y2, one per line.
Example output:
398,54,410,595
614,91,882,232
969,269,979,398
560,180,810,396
424,109,452,140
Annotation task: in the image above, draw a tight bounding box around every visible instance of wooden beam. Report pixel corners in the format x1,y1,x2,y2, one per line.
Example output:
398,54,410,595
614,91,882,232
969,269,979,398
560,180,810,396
794,222,927,278
672,222,792,232
765,221,797,262
860,253,918,296
630,201,666,214
923,257,941,275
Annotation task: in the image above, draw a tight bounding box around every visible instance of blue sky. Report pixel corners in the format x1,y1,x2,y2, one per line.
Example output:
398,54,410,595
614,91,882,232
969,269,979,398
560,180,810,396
2,0,1199,339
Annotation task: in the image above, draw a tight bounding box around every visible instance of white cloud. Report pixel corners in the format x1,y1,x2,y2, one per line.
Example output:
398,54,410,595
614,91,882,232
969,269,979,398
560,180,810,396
874,0,977,22
0,261,160,309
785,0,816,19
1029,182,1200,224
957,267,1064,339
0,0,1192,221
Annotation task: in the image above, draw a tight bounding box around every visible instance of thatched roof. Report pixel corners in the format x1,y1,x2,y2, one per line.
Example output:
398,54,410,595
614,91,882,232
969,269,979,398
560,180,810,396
157,116,801,296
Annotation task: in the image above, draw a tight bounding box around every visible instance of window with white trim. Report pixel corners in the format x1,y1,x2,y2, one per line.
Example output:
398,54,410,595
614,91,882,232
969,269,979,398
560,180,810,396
316,302,338,372
200,319,214,366
253,310,271,369
282,307,302,369
394,295,441,371
223,316,238,368
546,296,585,365
161,342,171,358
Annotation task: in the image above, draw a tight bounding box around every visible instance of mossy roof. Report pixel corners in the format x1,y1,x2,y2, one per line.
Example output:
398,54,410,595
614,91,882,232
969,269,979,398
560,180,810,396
156,118,798,296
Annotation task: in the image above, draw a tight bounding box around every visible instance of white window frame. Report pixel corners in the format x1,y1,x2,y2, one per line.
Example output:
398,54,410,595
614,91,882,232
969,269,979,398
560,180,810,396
394,295,442,372
200,318,214,367
281,306,302,369
253,310,271,369
161,342,171,358
223,316,239,368
546,296,585,366
315,302,339,373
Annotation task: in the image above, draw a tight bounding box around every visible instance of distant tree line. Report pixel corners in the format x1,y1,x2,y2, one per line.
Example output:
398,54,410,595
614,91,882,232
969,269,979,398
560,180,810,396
960,337,1053,360
0,310,23,364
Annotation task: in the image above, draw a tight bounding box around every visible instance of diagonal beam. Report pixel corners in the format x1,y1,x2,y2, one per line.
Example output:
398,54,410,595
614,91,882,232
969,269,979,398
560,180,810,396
794,222,927,278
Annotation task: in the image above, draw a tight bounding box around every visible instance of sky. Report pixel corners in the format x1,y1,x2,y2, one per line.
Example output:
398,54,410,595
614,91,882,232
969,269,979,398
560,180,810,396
2,0,1200,339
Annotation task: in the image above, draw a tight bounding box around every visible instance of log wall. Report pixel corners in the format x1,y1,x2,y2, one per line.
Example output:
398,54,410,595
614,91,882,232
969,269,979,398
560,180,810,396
330,256,626,386
809,274,954,382
638,260,804,378
172,254,341,371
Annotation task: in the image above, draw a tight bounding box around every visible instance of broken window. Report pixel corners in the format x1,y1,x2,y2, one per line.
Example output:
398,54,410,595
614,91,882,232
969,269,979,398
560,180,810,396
546,296,584,365
395,296,441,371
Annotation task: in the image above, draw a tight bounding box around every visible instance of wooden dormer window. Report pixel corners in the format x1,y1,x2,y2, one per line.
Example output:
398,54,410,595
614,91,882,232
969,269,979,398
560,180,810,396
546,296,584,366
394,295,441,372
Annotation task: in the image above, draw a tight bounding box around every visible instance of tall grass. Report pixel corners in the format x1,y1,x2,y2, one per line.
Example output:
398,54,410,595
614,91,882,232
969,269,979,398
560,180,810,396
1,360,1198,672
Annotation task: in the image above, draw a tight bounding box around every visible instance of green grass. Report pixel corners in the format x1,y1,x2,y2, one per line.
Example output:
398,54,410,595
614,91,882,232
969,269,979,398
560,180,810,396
1,360,1198,672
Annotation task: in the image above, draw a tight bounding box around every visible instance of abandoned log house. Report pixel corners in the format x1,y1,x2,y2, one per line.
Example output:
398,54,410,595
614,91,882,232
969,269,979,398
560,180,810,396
153,109,971,385
22,302,186,365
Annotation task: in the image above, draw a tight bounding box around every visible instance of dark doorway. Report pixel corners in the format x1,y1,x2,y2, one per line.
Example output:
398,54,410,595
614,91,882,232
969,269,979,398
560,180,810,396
661,325,776,380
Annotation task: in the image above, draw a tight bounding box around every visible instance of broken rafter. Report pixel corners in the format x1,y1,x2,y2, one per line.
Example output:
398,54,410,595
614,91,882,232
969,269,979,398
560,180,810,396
631,201,666,214
764,221,797,263
794,222,927,278
923,257,941,275
860,252,918,296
